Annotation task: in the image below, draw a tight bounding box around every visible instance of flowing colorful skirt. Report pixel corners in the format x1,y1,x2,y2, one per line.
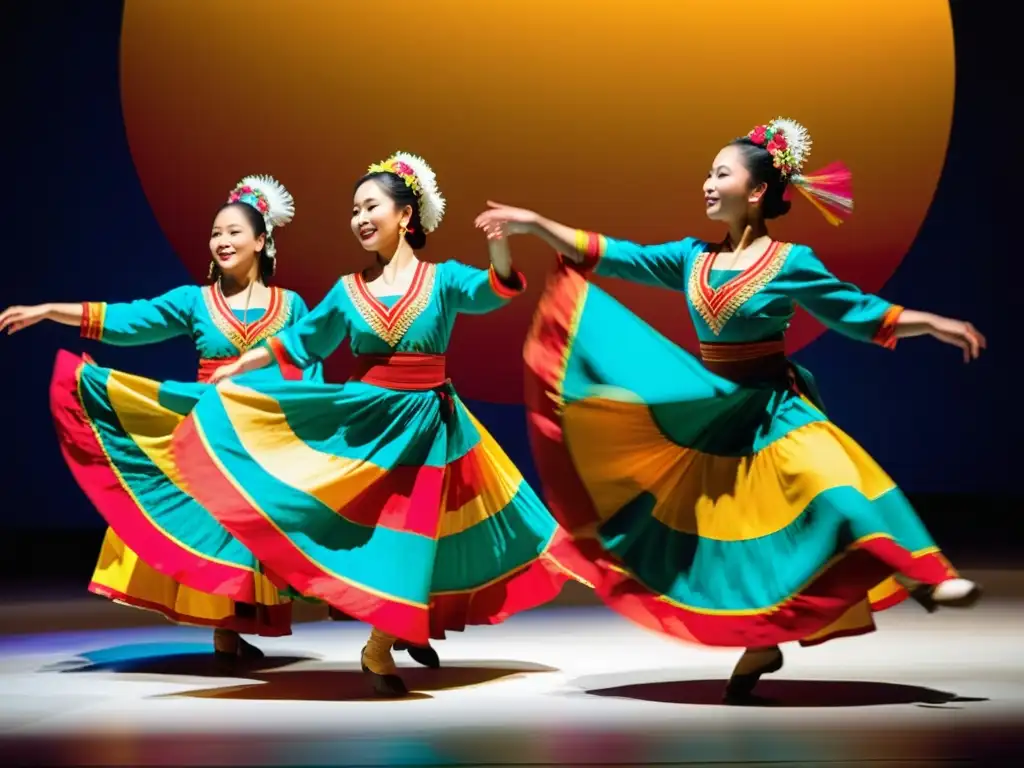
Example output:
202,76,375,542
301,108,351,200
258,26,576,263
523,266,959,649
50,351,291,636
169,359,589,646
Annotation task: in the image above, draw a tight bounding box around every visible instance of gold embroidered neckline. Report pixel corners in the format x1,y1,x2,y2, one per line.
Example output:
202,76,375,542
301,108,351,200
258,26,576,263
688,242,791,335
203,285,291,351
343,261,436,347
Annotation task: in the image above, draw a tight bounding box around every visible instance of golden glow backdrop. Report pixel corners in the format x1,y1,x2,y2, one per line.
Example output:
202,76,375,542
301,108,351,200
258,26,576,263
121,0,953,403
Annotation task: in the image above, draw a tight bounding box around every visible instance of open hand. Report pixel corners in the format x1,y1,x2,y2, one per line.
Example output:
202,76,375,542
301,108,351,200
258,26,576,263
474,201,538,239
0,304,50,335
929,316,986,363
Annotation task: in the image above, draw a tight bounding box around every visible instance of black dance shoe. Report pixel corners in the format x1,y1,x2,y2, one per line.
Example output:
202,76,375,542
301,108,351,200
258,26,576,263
393,640,441,669
723,648,783,705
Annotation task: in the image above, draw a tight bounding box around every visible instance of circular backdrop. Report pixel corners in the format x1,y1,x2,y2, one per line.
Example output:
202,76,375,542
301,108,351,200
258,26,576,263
121,0,953,403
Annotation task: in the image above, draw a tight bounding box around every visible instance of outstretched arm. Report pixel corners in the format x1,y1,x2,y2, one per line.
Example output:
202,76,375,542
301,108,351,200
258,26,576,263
888,309,986,361
1,287,194,345
481,207,581,263
474,201,694,291
781,246,985,361
1,303,84,335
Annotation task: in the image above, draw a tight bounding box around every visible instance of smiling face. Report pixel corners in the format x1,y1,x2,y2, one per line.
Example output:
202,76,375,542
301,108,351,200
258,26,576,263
702,144,766,223
350,178,413,253
208,203,266,275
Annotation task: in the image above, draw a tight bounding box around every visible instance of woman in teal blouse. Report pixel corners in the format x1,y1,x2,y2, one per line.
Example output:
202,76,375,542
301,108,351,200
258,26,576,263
475,117,986,704
0,176,319,662
169,153,589,697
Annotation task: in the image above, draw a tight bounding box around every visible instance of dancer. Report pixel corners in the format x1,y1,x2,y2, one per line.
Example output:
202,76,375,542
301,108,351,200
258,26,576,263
1,175,318,661
171,152,588,696
474,117,985,704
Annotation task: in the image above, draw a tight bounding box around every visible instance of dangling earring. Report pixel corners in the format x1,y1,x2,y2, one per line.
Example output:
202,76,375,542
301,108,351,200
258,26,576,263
208,261,217,281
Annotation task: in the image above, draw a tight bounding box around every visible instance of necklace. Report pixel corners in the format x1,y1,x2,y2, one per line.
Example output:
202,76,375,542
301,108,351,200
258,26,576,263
219,278,257,329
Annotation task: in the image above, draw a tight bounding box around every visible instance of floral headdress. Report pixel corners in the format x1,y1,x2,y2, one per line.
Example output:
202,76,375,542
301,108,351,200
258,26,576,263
746,117,853,226
367,151,446,233
226,174,295,258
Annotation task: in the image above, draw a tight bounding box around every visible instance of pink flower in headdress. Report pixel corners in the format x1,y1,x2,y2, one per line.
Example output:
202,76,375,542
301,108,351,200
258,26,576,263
749,125,768,145
392,161,415,178
769,132,787,151
257,199,269,213
229,192,241,202
241,185,253,194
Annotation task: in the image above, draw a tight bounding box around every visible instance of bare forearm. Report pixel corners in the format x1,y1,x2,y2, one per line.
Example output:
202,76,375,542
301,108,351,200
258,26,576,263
526,217,585,263
238,346,272,372
487,236,513,279
208,345,273,384
893,309,939,338
45,303,86,327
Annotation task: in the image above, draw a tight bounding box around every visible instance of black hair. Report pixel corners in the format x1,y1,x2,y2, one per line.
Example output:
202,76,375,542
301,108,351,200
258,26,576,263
354,171,427,250
208,201,276,284
729,137,792,220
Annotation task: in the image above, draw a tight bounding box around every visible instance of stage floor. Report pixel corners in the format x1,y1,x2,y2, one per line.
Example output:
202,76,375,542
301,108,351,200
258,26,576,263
1,598,1022,767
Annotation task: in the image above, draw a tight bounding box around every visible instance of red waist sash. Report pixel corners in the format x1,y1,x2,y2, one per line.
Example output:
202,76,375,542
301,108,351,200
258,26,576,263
197,353,304,383
349,353,448,391
198,354,446,388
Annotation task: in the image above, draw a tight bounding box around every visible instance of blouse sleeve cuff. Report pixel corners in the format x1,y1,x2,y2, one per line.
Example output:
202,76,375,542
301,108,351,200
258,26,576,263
80,302,106,341
872,305,903,350
488,264,528,298
556,230,604,273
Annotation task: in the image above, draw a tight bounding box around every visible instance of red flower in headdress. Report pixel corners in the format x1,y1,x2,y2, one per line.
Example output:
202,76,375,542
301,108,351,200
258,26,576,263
241,185,253,194
749,125,768,145
257,199,269,213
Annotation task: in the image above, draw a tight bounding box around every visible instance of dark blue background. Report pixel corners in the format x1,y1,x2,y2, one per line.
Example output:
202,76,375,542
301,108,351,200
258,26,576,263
0,1,1013,574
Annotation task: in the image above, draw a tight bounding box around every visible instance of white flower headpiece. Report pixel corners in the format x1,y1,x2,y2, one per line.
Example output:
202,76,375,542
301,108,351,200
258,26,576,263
746,117,812,178
746,117,854,226
367,151,446,233
227,174,296,259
